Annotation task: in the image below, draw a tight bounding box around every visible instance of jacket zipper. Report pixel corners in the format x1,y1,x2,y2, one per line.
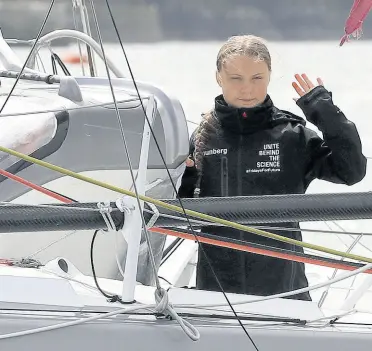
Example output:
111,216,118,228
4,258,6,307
221,156,228,197
238,135,242,195
238,133,246,291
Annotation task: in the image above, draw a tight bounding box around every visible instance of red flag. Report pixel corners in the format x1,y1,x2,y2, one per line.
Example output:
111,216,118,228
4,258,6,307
340,0,372,46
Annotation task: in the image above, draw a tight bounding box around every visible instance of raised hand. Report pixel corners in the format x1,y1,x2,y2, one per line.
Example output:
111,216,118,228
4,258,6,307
292,74,324,101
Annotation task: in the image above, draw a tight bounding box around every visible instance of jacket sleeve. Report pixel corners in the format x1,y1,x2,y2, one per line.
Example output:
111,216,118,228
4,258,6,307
177,129,199,198
296,85,367,186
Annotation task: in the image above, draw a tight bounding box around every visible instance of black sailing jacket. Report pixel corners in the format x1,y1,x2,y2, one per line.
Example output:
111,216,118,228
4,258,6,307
178,85,367,300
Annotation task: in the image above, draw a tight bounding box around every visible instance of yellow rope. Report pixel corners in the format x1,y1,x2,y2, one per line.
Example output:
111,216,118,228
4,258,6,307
1,144,371,263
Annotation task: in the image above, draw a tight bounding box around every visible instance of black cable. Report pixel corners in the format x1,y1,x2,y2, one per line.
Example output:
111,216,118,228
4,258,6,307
52,53,71,76
160,237,184,266
0,0,56,114
51,54,57,75
162,237,183,258
176,312,306,325
158,276,173,285
90,229,127,303
104,1,260,349
90,229,116,300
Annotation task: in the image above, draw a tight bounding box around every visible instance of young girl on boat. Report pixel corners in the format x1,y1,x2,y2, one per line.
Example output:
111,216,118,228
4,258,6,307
178,35,367,300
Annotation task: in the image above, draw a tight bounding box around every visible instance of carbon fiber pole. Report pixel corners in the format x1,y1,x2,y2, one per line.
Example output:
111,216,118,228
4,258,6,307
0,203,124,233
144,191,372,226
1,191,372,233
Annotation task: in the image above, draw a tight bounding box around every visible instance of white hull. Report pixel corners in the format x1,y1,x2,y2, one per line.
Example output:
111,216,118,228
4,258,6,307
1,263,372,351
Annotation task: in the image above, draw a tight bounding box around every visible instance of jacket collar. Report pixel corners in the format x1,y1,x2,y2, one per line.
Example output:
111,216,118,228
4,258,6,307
214,94,275,134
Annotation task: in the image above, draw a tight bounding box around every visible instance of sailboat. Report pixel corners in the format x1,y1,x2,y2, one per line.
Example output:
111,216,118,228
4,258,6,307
1,1,372,350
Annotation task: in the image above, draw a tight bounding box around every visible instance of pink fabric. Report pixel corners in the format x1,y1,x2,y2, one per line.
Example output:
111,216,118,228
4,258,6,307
340,0,372,46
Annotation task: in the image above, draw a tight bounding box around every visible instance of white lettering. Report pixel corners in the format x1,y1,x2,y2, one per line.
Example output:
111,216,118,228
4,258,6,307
246,142,282,174
203,148,228,156
259,149,279,156
257,161,280,168
263,143,279,150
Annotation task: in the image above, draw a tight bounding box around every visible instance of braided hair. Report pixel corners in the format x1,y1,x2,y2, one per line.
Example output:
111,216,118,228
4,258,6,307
193,110,219,175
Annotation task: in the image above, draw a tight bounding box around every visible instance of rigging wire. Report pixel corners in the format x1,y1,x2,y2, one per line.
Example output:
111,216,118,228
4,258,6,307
103,1,259,348
0,0,56,114
88,3,200,340
160,237,184,265
71,0,86,76
318,224,363,307
177,261,372,309
89,0,161,293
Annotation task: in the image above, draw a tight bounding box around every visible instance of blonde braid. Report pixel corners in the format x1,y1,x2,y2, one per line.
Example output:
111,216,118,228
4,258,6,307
194,110,219,176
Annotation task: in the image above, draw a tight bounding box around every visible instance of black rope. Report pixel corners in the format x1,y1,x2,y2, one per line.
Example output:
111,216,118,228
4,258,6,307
52,53,71,76
90,230,117,301
90,229,130,304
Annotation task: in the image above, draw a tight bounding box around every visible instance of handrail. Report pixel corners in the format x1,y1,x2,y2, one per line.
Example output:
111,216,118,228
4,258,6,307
28,29,124,78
